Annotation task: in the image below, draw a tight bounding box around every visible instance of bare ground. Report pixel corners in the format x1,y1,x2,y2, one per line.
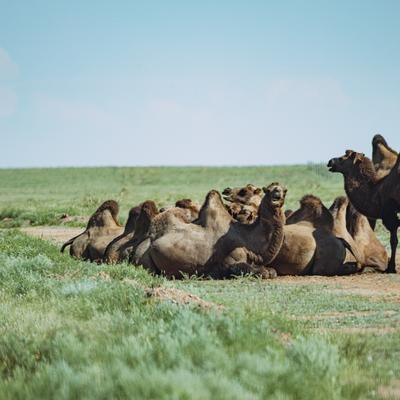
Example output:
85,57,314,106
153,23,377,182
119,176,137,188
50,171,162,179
20,226,84,245
19,226,400,300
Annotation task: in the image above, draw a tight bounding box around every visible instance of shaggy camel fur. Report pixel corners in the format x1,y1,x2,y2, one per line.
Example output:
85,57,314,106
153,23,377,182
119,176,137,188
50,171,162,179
103,204,142,264
372,134,398,180
141,183,287,278
328,150,400,272
222,184,263,223
61,200,123,262
276,195,362,276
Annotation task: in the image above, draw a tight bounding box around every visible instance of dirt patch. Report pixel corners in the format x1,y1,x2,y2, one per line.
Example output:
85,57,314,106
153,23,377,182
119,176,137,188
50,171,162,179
147,287,223,310
20,226,83,244
295,310,398,321
318,326,400,335
379,380,400,399
275,273,400,302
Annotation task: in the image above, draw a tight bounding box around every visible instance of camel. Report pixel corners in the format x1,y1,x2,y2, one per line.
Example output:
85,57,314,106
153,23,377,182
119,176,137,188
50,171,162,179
140,183,287,279
127,199,200,267
222,184,263,223
345,201,388,272
328,149,400,272
329,196,388,271
372,134,398,180
61,200,124,262
103,204,142,264
275,195,363,276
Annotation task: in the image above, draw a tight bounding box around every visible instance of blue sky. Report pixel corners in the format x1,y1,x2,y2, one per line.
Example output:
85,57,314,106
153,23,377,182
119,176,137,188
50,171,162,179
0,0,399,167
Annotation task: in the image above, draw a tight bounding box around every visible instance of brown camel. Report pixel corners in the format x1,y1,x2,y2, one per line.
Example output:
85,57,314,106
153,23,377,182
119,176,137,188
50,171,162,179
372,134,398,180
141,183,287,279
328,150,400,272
329,196,388,271
275,195,362,276
103,204,142,264
222,184,263,223
346,201,388,272
128,199,200,267
61,200,123,262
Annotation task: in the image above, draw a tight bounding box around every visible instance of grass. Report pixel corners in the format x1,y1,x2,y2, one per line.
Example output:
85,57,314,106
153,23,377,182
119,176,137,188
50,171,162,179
0,164,341,228
0,166,398,399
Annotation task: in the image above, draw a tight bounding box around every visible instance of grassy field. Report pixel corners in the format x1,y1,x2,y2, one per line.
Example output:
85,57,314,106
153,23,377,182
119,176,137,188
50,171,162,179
0,164,342,228
0,166,399,399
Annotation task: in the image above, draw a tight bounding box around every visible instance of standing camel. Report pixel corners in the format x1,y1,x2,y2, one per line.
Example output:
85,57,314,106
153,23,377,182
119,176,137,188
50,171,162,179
328,150,400,273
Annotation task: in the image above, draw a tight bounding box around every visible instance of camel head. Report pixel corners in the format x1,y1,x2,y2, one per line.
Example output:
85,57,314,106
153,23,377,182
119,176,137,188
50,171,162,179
222,184,262,205
328,150,378,182
327,150,367,174
261,182,287,211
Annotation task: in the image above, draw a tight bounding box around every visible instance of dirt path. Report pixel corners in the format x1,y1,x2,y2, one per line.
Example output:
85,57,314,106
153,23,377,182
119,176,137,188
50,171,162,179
19,226,400,299
20,226,83,245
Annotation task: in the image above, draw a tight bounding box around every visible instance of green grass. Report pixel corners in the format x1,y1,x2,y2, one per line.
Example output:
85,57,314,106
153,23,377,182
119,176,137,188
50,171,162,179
0,166,397,399
0,230,399,399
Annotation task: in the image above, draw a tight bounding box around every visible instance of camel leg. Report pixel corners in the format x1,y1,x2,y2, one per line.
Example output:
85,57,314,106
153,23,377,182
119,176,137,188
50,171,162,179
222,263,277,279
387,229,398,273
382,206,399,273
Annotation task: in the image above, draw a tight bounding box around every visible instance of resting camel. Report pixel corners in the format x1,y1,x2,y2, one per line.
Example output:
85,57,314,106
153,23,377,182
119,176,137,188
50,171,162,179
328,150,400,272
127,199,200,266
141,183,287,278
372,134,398,180
222,184,263,223
329,196,388,271
346,201,388,271
61,200,123,262
103,204,142,264
276,194,362,276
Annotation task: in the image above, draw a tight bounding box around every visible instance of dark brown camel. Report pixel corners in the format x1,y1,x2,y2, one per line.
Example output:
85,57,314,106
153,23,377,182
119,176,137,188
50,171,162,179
328,150,400,273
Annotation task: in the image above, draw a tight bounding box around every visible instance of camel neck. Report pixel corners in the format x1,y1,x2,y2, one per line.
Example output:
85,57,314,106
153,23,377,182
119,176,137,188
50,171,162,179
258,207,285,264
344,173,380,219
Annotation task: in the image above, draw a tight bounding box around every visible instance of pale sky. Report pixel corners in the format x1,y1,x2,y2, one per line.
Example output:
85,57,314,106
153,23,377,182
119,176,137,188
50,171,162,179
0,0,399,167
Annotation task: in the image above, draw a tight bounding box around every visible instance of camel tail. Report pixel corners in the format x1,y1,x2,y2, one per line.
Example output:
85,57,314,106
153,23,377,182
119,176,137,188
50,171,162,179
60,238,74,253
60,233,82,253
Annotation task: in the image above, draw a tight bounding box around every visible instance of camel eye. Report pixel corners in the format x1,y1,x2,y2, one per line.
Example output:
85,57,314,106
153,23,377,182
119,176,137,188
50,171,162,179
238,189,247,197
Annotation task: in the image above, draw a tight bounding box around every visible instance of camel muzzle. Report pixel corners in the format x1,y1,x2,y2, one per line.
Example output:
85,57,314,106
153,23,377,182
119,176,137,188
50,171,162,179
327,159,337,172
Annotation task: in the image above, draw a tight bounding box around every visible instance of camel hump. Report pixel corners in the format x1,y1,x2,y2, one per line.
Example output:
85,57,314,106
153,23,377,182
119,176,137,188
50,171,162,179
329,196,348,212
372,134,388,147
299,194,324,210
87,199,120,228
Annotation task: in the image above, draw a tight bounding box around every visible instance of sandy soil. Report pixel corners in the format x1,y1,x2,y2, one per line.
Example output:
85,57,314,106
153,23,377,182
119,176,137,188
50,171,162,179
20,226,84,245
19,226,400,300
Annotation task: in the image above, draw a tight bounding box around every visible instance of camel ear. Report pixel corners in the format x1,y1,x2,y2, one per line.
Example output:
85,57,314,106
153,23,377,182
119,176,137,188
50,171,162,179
262,186,268,193
353,153,364,164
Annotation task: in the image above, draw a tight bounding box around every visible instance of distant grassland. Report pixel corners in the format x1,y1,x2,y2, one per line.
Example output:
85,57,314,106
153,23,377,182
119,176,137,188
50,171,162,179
0,164,342,228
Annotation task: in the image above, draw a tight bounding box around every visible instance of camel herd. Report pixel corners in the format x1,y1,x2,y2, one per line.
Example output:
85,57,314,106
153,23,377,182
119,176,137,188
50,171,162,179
61,134,399,278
